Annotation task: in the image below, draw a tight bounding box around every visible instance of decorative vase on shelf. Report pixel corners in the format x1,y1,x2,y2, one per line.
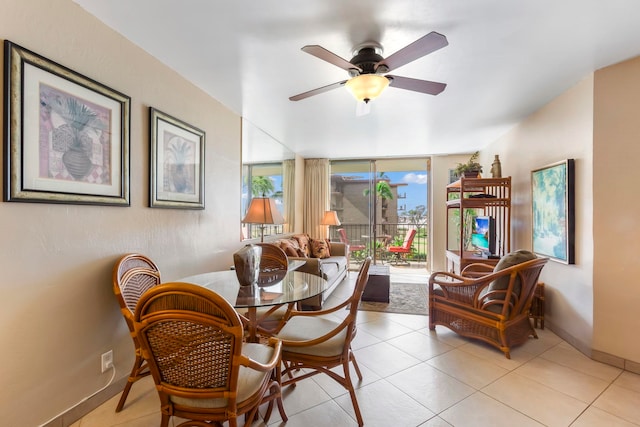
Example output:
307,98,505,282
491,155,502,178
233,244,262,286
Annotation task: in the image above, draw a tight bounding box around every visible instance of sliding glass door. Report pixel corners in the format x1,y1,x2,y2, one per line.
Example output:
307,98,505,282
330,158,430,272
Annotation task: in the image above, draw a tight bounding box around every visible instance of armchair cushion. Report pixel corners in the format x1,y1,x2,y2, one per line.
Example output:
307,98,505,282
488,250,537,298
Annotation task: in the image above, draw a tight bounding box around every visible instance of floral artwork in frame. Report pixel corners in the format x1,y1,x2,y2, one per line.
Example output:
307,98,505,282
531,159,575,264
149,108,205,209
3,41,130,205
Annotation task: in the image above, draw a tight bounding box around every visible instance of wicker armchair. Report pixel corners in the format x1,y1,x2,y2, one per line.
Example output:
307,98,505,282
134,283,287,427
429,251,548,359
111,254,161,412
275,257,371,426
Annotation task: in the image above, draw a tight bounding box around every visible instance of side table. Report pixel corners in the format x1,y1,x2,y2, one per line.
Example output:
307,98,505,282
362,264,390,303
529,282,545,329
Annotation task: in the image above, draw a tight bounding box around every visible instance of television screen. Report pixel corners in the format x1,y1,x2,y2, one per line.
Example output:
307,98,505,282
472,216,496,254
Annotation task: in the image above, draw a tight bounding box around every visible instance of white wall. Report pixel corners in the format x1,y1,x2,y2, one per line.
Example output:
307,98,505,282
483,76,595,353
593,56,640,368
0,1,243,425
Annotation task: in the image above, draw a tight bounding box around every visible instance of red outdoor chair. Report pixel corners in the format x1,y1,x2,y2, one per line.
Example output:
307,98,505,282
388,229,417,265
337,227,367,262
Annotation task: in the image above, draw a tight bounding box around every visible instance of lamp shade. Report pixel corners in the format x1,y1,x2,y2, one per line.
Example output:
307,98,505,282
242,197,285,225
345,74,390,103
320,210,341,226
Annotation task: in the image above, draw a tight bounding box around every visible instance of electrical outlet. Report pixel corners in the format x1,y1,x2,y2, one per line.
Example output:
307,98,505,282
101,350,113,373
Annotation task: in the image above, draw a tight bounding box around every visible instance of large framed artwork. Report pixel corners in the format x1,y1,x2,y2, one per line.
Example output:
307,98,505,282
3,41,130,205
149,108,205,209
531,159,575,264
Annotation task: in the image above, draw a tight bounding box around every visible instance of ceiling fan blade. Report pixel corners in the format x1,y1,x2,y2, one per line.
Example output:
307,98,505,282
387,75,447,95
377,32,448,72
289,80,348,101
301,45,362,73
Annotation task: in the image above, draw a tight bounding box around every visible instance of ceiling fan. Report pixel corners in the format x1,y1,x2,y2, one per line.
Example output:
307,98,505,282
289,31,448,104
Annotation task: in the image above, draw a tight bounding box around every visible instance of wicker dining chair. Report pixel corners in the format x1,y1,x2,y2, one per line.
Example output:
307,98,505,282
111,254,161,412
275,257,371,426
133,282,287,427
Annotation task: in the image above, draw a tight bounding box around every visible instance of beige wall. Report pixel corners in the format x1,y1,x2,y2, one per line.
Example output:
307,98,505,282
484,76,595,353
593,56,640,366
1,1,244,425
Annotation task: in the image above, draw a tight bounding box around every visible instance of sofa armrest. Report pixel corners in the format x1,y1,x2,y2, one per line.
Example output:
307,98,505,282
287,257,322,276
329,242,347,257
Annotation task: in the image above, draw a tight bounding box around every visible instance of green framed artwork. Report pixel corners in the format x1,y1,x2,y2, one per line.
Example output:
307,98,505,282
531,159,575,264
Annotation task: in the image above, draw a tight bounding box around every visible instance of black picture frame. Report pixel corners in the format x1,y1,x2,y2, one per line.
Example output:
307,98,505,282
3,40,130,205
531,159,575,264
149,108,205,209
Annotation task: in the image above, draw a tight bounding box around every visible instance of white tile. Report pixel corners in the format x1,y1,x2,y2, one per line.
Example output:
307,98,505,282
440,392,544,427
385,312,430,330
357,317,414,341
353,341,422,377
418,416,453,426
387,362,475,413
514,357,610,403
427,348,509,389
482,372,588,427
387,330,454,361
571,406,638,427
351,327,382,350
422,326,472,348
334,379,435,427
457,339,536,370
540,342,622,381
593,384,640,425
614,370,640,393
269,399,357,427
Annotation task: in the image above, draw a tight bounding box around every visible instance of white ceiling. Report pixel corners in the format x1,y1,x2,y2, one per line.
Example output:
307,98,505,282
75,0,640,159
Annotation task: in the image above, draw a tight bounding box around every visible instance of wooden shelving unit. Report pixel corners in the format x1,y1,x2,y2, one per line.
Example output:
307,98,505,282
445,177,511,273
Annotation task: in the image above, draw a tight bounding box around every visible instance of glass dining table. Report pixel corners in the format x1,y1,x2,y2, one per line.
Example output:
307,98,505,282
179,266,328,342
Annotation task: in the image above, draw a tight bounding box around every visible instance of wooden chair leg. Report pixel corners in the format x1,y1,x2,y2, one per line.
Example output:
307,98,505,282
115,354,148,412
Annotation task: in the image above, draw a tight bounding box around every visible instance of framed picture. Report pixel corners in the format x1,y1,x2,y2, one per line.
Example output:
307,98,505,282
149,108,205,209
3,41,130,205
531,159,575,264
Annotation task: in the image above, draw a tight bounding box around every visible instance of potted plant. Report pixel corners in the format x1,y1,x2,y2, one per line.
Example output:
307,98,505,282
454,151,483,178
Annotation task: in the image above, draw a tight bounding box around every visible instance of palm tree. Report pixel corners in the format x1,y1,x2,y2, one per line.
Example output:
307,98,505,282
251,175,275,197
363,172,394,200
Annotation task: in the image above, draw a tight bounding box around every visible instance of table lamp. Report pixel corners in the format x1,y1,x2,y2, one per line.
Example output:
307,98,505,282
321,210,341,239
242,197,285,242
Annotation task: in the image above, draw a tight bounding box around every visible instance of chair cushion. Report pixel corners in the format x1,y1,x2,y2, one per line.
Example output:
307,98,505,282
488,250,537,298
276,315,347,357
170,342,274,408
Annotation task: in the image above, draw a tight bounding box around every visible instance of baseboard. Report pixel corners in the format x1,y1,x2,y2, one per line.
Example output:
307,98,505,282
42,376,128,427
547,320,640,374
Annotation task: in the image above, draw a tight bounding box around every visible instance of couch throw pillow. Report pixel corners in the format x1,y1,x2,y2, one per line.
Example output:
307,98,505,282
487,249,537,299
310,238,331,259
278,239,300,257
293,234,312,258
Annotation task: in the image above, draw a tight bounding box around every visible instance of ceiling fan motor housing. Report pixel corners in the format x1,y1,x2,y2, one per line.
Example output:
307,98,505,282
349,45,387,76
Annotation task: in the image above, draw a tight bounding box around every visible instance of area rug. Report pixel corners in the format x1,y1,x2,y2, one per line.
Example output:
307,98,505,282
358,282,428,315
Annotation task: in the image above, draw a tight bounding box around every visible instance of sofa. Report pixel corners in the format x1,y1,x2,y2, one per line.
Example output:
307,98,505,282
271,234,349,310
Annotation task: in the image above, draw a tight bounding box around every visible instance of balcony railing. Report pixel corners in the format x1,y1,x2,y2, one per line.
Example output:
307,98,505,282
329,222,428,267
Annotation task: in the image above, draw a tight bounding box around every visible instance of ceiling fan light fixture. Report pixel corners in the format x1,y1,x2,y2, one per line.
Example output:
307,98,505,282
345,74,390,103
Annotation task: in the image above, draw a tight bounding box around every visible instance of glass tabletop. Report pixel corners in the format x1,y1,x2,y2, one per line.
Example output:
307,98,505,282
178,269,328,308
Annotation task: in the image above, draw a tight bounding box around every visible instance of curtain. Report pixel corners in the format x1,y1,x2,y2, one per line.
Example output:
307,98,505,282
303,158,330,239
282,159,295,233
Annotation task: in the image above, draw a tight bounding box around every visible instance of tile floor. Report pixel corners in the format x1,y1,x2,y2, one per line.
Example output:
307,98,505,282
74,274,640,427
